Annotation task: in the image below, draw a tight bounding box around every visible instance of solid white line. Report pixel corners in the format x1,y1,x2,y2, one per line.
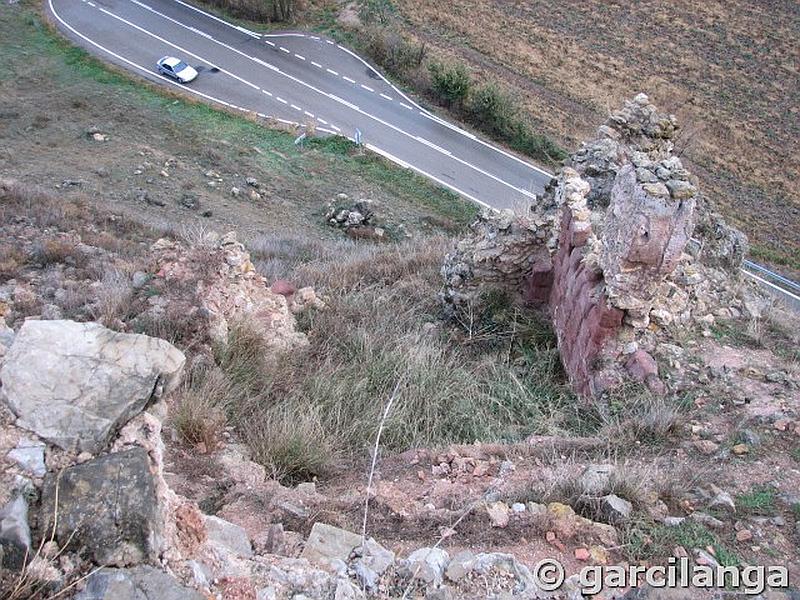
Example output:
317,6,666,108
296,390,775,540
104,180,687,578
415,136,452,156
98,5,261,91
380,93,393,101
74,0,538,200
365,144,490,209
262,33,307,38
326,68,339,76
311,61,322,68
171,0,260,38
294,53,306,60
342,76,355,84
87,1,95,6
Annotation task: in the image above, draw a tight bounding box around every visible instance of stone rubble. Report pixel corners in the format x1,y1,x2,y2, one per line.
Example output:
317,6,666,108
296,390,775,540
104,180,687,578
441,94,759,399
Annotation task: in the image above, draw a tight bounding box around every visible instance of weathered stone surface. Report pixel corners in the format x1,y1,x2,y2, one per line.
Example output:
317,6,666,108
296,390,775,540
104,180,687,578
41,447,160,566
74,566,205,600
301,522,361,569
205,514,253,557
0,495,31,569
404,547,449,585
7,437,46,477
598,494,633,524
0,320,185,452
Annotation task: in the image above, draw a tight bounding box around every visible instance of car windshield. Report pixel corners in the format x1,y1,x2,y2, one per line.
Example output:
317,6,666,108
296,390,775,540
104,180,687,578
173,61,189,72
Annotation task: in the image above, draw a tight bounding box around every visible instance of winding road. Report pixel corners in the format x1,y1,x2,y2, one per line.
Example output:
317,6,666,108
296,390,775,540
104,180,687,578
47,0,553,210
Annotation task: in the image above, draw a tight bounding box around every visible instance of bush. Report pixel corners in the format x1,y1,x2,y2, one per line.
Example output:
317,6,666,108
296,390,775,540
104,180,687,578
203,0,295,22
429,62,471,108
362,27,427,78
466,83,517,138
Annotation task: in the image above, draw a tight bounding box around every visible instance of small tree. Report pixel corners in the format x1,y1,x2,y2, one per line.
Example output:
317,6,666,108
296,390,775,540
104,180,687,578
428,62,471,108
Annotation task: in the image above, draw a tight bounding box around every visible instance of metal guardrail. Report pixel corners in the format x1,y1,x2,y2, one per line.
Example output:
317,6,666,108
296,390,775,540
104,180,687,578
741,260,800,311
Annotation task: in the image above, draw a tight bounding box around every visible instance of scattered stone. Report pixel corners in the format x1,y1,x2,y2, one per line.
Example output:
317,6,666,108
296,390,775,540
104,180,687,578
663,516,685,527
444,550,475,582
205,515,253,557
41,447,160,566
7,438,46,477
694,440,719,455
245,177,259,188
598,494,632,524
736,529,753,542
486,501,510,528
708,488,736,513
690,511,725,530
404,547,449,585
732,444,749,455
577,464,614,495
574,547,591,561
0,319,185,452
296,482,316,495
301,522,361,569
180,193,200,210
231,186,241,197
74,566,205,600
511,502,526,513
0,495,31,570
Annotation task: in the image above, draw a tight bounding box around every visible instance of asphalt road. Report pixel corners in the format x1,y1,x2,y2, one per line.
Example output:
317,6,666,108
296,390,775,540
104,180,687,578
47,0,554,210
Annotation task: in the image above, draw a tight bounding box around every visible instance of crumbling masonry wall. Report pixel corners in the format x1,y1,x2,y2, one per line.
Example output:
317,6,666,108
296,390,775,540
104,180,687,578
442,94,751,399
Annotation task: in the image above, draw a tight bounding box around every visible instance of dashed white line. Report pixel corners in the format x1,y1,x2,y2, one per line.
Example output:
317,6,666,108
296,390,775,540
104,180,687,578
280,47,291,53
304,111,314,118
331,124,341,132
87,1,95,6
317,118,328,125
380,93,393,101
415,136,452,156
326,40,335,45
360,84,374,92
276,97,287,104
311,61,322,68
342,76,355,84
400,102,414,110
310,35,320,40
294,53,306,60
264,40,275,47
290,104,302,111
262,89,273,97
326,68,339,76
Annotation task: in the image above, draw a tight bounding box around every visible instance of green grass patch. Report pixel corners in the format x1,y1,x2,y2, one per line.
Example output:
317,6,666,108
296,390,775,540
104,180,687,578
621,519,739,567
736,484,776,516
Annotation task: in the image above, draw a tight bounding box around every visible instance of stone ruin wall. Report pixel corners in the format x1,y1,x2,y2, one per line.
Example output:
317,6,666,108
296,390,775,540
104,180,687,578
442,94,751,399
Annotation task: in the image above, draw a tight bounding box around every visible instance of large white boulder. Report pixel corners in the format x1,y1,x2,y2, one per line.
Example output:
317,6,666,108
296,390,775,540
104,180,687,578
0,320,185,452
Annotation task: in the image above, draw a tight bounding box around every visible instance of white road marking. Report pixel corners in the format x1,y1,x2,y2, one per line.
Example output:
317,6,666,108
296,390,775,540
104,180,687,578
262,89,273,97
326,68,339,76
280,47,291,54
311,61,322,68
276,97,287,104
264,40,275,46
87,1,95,6
326,40,335,45
366,144,490,209
187,26,212,39
64,0,539,200
294,53,306,60
171,0,260,38
317,118,328,125
380,93,393,101
360,84,374,92
304,111,314,118
342,76,355,84
415,136,452,156
400,102,413,110
310,35,320,40
290,104,302,111
331,124,341,132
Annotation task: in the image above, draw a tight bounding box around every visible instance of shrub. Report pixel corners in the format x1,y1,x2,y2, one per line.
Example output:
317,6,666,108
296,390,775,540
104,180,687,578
428,61,471,108
466,83,517,138
362,27,427,78
172,367,230,451
202,0,295,22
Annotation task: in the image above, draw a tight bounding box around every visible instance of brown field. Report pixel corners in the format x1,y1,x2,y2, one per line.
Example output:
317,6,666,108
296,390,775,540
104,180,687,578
380,0,800,274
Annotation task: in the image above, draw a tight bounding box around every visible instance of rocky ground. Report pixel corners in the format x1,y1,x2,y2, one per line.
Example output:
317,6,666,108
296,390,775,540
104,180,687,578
1,2,800,599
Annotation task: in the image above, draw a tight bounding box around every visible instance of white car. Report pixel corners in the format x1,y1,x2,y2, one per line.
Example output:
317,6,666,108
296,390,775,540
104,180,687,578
156,56,198,83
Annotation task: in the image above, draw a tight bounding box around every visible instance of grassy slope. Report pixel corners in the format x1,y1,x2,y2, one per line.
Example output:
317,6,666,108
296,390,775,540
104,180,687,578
0,2,477,241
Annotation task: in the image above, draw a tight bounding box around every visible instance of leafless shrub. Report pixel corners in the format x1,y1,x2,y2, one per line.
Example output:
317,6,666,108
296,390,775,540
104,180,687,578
89,267,135,327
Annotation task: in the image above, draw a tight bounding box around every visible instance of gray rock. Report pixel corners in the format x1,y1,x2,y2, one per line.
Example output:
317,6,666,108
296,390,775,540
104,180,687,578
577,464,614,495
690,511,725,530
296,482,316,495
708,489,736,513
301,522,361,569
131,271,149,289
74,566,205,600
41,447,160,566
0,495,31,569
351,537,395,591
7,437,46,477
599,494,632,524
245,177,259,188
204,515,252,557
471,552,538,594
404,547,449,585
511,502,526,513
662,516,685,527
1,319,185,452
444,550,475,582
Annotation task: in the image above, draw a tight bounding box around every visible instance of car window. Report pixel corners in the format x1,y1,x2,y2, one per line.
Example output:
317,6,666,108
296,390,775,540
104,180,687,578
174,62,189,72
162,63,173,72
